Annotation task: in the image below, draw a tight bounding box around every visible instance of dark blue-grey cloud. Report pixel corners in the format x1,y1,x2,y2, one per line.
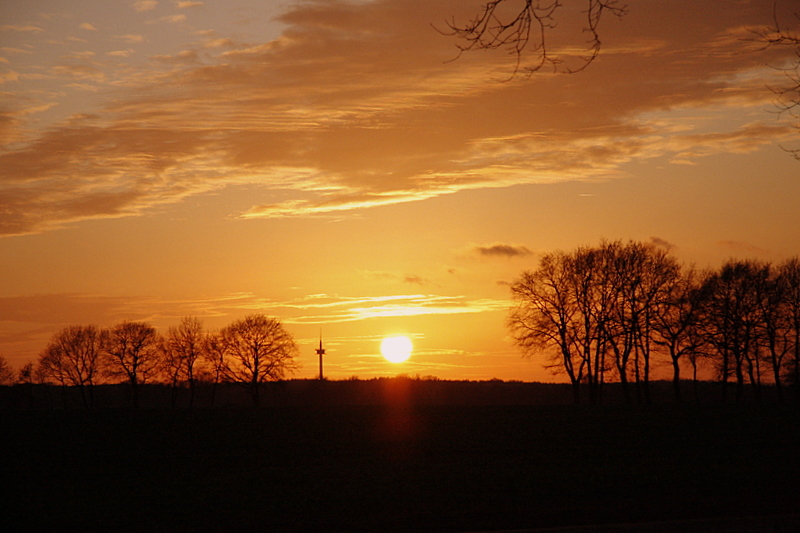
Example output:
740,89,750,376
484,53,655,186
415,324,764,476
473,243,532,258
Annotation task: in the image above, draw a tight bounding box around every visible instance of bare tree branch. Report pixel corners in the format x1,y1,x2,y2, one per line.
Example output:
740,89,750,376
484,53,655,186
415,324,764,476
753,5,800,159
437,0,627,78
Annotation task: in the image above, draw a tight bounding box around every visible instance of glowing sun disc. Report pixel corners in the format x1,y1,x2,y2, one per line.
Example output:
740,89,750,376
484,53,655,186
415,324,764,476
381,335,412,363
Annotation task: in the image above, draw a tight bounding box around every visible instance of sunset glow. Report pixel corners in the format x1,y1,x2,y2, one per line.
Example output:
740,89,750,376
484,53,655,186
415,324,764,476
1,0,800,382
380,335,413,364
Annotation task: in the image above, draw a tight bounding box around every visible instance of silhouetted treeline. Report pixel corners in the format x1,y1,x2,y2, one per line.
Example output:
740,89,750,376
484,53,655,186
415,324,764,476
0,376,793,410
2,314,297,409
509,241,800,404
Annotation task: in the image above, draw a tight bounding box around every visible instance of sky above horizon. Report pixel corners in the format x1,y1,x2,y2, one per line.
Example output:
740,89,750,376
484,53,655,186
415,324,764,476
2,0,800,381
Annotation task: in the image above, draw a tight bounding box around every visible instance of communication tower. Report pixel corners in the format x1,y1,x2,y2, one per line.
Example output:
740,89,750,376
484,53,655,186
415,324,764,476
316,332,326,380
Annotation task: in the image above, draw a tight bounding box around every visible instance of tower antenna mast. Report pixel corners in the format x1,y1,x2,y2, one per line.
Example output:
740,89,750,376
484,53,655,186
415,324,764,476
315,330,326,381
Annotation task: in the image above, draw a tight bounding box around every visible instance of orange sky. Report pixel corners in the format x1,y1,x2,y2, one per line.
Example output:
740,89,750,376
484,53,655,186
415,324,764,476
2,0,800,381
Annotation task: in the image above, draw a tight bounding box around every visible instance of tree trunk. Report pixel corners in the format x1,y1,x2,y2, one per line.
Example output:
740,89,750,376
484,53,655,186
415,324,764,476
734,356,745,403
619,362,631,404
671,353,682,403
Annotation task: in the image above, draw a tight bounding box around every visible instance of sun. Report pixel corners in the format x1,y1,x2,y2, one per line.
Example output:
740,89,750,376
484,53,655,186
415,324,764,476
380,335,413,363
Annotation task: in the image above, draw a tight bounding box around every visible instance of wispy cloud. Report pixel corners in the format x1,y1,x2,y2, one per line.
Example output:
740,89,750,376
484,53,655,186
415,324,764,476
0,291,510,363
362,271,432,286
134,0,158,12
153,14,186,24
472,243,532,258
117,34,145,43
2,25,45,33
1,0,796,236
162,292,511,325
717,240,771,256
288,296,509,324
107,49,135,58
649,236,675,251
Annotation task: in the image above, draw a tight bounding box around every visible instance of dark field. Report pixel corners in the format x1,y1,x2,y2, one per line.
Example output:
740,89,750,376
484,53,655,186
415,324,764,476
3,384,800,531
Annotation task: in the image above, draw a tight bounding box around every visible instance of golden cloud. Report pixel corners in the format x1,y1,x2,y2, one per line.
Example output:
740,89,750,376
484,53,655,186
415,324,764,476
1,0,797,236
134,0,158,13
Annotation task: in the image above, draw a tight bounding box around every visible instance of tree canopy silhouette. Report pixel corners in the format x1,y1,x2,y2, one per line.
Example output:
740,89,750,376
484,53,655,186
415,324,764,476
0,354,15,385
218,314,299,406
37,325,103,409
162,316,206,407
103,321,161,408
509,241,800,404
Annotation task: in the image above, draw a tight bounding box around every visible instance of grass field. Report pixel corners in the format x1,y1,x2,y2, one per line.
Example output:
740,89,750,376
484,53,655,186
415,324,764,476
3,391,800,531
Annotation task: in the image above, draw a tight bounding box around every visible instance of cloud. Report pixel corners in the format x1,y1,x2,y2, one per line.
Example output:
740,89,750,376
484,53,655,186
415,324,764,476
151,49,198,63
177,1,204,8
134,0,158,12
0,70,19,84
270,294,510,324
204,38,234,49
50,64,106,82
472,243,532,258
0,292,509,342
2,25,44,33
107,50,135,58
80,23,98,31
649,236,675,250
362,271,432,286
117,34,145,43
0,47,33,55
164,292,510,325
0,294,138,325
154,14,187,24
0,293,154,362
2,0,797,236
717,240,771,256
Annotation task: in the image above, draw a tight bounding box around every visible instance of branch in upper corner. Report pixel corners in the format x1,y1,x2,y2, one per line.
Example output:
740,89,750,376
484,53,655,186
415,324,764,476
752,6,800,158
435,0,627,78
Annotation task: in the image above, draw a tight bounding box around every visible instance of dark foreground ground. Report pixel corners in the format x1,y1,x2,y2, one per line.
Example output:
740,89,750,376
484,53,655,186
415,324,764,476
3,396,800,531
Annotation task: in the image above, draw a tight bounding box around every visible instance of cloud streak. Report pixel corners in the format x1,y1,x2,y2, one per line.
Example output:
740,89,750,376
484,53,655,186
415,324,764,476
256,293,509,325
1,0,797,235
472,243,533,258
0,291,510,364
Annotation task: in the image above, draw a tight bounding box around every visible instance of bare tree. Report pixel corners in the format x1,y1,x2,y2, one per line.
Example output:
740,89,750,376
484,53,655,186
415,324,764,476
0,354,14,385
14,361,38,408
756,263,794,402
651,268,707,402
697,260,771,402
509,244,628,404
778,258,800,400
16,361,34,385
447,2,800,162
36,325,104,409
220,314,298,406
103,321,162,408
511,240,685,404
509,250,587,403
162,317,206,407
755,8,800,158
603,241,682,403
439,0,627,77
202,331,228,407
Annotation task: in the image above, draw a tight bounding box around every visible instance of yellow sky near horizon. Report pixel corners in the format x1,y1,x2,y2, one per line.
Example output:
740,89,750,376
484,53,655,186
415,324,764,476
1,0,800,381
